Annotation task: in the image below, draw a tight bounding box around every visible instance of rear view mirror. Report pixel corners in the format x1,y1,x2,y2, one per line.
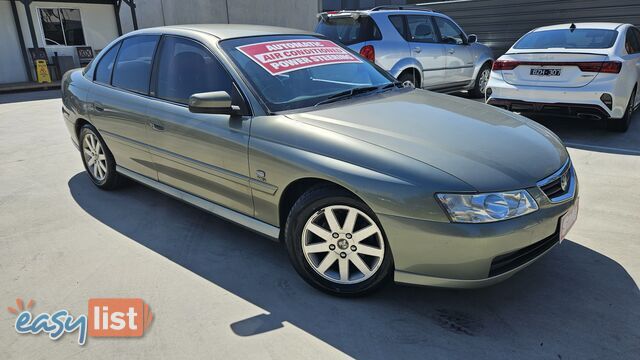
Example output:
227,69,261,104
467,34,478,44
188,91,240,115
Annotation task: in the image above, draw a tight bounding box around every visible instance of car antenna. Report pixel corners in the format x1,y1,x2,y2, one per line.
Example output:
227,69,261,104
570,23,577,32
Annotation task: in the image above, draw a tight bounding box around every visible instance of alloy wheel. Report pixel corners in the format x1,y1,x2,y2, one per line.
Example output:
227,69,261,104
479,69,490,94
301,205,385,284
82,132,108,181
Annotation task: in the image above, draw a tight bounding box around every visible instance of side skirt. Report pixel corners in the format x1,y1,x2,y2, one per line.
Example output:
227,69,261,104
116,166,280,241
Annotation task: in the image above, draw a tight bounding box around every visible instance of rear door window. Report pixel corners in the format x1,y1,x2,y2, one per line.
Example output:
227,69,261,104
316,16,381,45
112,35,160,94
94,42,120,84
626,28,640,54
406,15,438,43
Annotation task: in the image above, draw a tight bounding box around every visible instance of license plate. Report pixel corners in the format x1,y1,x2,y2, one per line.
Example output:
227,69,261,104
559,200,579,242
530,68,562,76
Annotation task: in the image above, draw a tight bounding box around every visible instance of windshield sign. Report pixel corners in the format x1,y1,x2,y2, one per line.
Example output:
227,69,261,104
221,35,395,112
236,39,362,75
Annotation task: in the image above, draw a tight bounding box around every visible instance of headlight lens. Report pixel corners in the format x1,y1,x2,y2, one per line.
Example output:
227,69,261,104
437,190,538,223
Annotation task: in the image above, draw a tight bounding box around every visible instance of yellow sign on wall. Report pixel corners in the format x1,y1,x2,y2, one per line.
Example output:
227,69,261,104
35,59,51,83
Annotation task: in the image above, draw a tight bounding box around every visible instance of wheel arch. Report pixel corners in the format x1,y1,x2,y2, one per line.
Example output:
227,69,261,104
278,177,366,239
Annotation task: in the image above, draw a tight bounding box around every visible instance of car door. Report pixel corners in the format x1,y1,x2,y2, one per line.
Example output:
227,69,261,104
433,16,475,86
87,35,160,180
626,27,640,109
401,15,446,88
144,35,253,216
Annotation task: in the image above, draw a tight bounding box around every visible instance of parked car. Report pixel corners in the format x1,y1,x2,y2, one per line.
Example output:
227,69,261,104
486,22,640,132
316,6,494,97
62,24,578,296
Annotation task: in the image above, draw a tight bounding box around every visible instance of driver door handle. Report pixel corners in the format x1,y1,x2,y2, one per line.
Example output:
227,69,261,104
150,122,165,132
448,48,456,54
413,47,421,53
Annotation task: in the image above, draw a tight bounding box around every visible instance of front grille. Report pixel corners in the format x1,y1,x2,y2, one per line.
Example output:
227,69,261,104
538,161,574,203
489,227,560,277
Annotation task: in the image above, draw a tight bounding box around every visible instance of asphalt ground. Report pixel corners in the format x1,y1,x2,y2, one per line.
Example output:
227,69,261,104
1,90,638,359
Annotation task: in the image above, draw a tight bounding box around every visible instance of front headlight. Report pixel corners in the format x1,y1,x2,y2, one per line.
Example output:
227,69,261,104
436,190,538,223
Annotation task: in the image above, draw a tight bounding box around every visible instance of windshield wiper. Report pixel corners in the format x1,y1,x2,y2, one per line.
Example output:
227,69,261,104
314,85,383,107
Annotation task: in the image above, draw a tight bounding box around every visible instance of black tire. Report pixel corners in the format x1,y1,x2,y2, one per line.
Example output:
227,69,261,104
284,185,394,296
397,71,419,89
470,63,491,98
79,124,121,190
607,89,635,132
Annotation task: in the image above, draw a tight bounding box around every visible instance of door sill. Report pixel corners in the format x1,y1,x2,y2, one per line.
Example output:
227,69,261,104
116,166,280,240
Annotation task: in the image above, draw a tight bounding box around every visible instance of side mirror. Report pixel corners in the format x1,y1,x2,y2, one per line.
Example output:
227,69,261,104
467,34,478,44
188,91,240,115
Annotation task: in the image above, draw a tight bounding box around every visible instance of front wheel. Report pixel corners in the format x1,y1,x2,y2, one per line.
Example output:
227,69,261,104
470,63,491,98
284,186,393,296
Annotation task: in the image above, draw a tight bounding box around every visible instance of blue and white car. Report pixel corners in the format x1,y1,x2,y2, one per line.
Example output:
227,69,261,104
486,23,640,132
316,6,494,97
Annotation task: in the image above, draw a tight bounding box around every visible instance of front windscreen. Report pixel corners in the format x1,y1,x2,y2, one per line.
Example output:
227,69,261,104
514,29,618,49
220,35,395,112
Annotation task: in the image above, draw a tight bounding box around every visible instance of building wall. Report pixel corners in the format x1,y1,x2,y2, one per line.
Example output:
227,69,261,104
120,0,321,33
0,1,29,83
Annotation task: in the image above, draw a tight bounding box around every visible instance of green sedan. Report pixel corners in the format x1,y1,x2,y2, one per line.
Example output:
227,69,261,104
61,25,578,296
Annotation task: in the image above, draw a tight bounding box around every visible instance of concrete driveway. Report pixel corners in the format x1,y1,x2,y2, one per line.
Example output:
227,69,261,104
1,90,638,359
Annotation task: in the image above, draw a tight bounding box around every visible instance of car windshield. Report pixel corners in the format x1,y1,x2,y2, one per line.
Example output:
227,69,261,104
514,29,618,49
220,35,395,112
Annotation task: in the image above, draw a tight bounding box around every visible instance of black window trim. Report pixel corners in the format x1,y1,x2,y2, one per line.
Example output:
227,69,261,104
148,34,252,116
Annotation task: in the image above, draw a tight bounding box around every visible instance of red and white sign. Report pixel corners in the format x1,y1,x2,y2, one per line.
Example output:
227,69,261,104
236,39,362,75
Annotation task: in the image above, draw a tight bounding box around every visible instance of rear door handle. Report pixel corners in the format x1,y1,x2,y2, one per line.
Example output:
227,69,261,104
150,123,165,131
94,104,104,112
413,47,421,53
448,48,455,54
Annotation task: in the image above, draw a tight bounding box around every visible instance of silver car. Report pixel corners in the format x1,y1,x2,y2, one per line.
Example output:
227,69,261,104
62,25,578,296
316,6,494,96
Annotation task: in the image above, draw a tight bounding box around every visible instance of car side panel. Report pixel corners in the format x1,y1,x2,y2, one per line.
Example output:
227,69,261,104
86,84,158,180
61,70,92,147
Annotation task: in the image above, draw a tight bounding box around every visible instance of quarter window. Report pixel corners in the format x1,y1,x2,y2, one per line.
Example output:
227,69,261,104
112,35,160,94
389,15,406,39
434,17,465,45
153,36,237,105
625,28,640,54
406,16,437,43
94,42,120,84
38,8,85,46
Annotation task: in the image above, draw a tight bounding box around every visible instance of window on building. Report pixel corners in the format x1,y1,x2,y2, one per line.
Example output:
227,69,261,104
39,8,86,46
112,35,160,94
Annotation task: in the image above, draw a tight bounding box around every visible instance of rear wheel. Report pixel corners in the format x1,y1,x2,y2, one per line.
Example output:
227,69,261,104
470,63,491,98
284,186,393,296
79,124,121,189
607,89,635,132
398,70,420,89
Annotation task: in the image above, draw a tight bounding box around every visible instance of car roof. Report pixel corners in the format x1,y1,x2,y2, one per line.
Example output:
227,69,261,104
533,22,627,32
135,24,316,40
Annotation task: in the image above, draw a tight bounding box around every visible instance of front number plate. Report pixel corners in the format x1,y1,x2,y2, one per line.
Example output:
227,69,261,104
530,68,562,76
559,200,579,242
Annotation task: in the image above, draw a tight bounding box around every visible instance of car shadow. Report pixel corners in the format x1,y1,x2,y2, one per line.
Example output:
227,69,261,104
68,173,640,359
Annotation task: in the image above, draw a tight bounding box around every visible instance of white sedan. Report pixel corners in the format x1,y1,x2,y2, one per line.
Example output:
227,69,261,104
486,23,640,132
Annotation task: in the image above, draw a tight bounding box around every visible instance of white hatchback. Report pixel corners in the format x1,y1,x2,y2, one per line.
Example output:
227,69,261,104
486,23,640,132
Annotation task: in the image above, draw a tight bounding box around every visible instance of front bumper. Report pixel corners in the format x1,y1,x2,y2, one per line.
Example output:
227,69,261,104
380,174,578,288
485,72,626,119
